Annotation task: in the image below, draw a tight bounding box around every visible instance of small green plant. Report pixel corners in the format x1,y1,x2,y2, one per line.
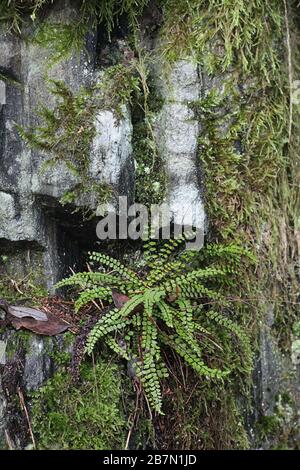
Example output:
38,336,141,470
31,360,127,450
0,0,51,32
0,0,149,56
17,72,138,209
57,236,254,414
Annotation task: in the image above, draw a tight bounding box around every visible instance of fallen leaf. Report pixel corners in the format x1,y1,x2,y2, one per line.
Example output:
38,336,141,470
10,312,70,336
111,289,143,314
9,305,48,322
0,299,71,336
112,289,130,309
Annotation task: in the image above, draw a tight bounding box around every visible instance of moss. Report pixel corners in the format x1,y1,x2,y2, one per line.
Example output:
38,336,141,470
133,122,166,206
18,59,148,213
292,321,300,338
256,416,281,440
0,0,149,56
0,0,49,32
158,3,299,346
157,366,250,449
255,393,300,449
30,359,128,450
0,244,48,306
18,79,114,213
153,0,299,449
100,63,141,120
4,329,32,362
130,48,167,206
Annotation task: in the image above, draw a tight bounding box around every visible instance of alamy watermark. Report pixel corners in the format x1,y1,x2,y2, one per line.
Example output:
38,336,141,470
96,196,204,250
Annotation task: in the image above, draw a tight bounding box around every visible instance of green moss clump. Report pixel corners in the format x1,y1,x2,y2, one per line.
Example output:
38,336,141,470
130,47,167,206
18,79,113,210
133,122,166,206
0,0,49,32
0,252,47,304
0,0,149,54
255,393,300,449
31,360,128,450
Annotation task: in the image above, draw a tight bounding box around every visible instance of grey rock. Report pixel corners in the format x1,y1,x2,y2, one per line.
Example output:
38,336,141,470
91,105,135,210
153,59,205,231
22,335,53,391
0,80,5,105
0,329,70,449
0,0,135,286
250,304,300,448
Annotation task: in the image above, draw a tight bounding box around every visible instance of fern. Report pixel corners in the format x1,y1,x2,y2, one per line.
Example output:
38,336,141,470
58,239,254,414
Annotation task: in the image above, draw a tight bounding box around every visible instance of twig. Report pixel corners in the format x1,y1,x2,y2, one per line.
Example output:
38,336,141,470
69,266,102,312
125,388,140,450
4,430,14,450
10,279,24,295
17,387,36,449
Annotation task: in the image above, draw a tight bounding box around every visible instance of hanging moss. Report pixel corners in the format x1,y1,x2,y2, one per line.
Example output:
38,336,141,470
0,0,150,55
17,65,139,211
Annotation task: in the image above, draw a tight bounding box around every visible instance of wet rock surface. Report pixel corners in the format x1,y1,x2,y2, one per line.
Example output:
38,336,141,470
0,330,68,449
0,0,135,287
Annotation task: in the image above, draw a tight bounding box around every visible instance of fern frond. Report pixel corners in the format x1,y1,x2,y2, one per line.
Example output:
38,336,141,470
156,300,175,328
203,310,253,365
146,260,186,287
118,294,144,318
162,266,229,294
139,315,162,412
89,252,142,287
60,237,252,414
85,307,136,355
106,336,130,360
161,333,229,379
74,287,112,312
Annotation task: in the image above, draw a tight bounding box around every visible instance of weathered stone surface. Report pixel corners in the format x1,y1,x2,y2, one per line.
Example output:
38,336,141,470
153,59,205,231
255,320,282,417
0,330,68,449
91,105,135,209
249,304,300,449
0,0,135,286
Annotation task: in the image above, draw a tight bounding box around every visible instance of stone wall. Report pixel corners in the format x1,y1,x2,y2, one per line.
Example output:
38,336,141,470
0,0,299,450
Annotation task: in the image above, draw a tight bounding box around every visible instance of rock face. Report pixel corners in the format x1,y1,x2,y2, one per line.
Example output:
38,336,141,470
1,0,298,452
0,0,135,289
0,331,69,449
0,1,208,450
0,3,137,448
0,1,207,286
154,60,205,232
251,307,300,449
91,105,134,210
